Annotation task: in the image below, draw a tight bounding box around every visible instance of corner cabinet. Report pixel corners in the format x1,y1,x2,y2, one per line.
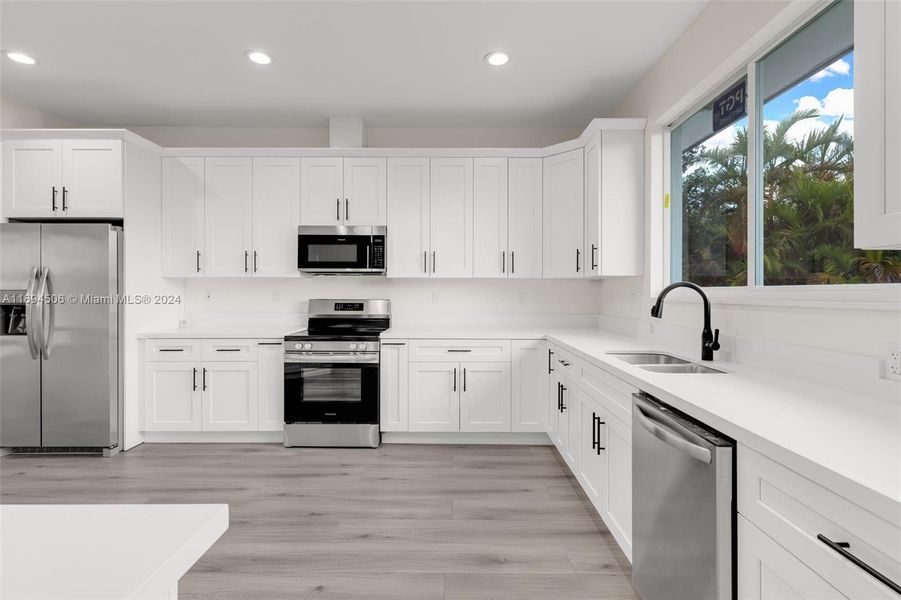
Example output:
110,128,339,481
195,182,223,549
855,0,901,249
543,149,584,278
3,138,123,219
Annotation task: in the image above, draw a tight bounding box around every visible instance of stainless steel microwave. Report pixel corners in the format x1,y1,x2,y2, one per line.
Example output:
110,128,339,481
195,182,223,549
297,226,386,275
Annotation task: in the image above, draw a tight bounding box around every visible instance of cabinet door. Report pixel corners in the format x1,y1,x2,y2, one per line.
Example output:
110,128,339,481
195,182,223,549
579,398,607,511
855,0,901,249
409,362,460,432
543,149,584,278
2,139,62,218
599,130,644,276
429,158,473,278
554,379,571,458
205,157,253,277
472,158,508,278
202,362,258,431
584,133,602,276
387,158,430,278
460,362,511,432
547,371,559,437
343,157,387,225
511,339,547,432
563,384,581,468
143,362,201,431
300,157,343,225
161,157,205,277
379,341,409,431
508,158,543,278
252,157,300,277
738,516,847,599
61,139,123,218
257,342,284,431
605,414,633,556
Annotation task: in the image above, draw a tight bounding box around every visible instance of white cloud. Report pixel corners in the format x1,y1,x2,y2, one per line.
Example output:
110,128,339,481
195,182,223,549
795,95,823,113
700,124,738,150
821,87,853,118
809,58,851,81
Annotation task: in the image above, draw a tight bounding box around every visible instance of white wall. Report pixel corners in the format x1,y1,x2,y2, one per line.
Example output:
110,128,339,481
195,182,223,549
604,0,900,363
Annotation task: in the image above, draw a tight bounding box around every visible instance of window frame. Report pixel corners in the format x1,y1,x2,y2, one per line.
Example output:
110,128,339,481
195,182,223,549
659,0,901,310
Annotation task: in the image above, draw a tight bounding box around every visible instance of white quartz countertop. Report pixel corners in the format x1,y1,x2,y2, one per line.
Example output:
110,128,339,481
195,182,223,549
382,326,901,520
137,327,303,340
0,504,228,599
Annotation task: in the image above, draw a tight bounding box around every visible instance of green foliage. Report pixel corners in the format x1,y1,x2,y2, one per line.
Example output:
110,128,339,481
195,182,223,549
680,110,901,286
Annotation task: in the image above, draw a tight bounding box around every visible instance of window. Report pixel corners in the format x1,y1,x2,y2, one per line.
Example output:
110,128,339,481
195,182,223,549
669,0,901,288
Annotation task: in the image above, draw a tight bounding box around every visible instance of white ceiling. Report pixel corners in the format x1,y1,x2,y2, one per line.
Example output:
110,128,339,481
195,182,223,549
0,0,708,128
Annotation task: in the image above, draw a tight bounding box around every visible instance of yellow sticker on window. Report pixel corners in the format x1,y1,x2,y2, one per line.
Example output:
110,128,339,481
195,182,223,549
664,193,670,209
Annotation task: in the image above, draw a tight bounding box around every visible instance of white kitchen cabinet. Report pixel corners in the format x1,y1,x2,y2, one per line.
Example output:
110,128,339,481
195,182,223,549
161,157,205,277
380,341,409,432
511,339,547,432
507,158,543,278
459,362,511,432
739,516,847,600
604,413,632,555
201,362,258,431
143,362,202,431
855,0,901,249
257,342,284,431
2,139,62,218
553,378,572,463
60,139,123,218
343,157,387,225
252,157,300,277
204,157,253,278
547,348,559,438
387,158,431,278
2,138,123,219
300,157,343,225
584,130,644,277
563,383,581,469
429,158,473,278
543,149,584,278
409,362,460,432
472,158,509,278
578,398,608,511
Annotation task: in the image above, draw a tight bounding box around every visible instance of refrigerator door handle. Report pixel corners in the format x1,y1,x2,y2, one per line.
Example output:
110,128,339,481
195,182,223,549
36,267,54,359
24,266,39,359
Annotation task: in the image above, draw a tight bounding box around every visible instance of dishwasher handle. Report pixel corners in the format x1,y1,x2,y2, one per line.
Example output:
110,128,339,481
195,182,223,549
635,404,711,464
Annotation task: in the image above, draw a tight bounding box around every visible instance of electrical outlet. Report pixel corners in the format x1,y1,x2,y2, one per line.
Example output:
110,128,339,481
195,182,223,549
178,318,189,329
204,290,213,303
888,344,901,381
431,290,439,304
272,289,280,304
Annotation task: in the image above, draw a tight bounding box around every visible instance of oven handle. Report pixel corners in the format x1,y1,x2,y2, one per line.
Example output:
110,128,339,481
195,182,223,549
285,353,380,364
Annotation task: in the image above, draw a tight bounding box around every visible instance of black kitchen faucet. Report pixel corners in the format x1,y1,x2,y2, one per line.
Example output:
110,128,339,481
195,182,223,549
651,281,721,361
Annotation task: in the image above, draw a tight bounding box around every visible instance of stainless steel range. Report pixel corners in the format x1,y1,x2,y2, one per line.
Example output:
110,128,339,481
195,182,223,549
283,299,390,448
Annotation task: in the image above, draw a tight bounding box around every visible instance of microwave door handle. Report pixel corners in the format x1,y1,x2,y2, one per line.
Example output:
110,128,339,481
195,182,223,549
634,405,711,464
24,267,39,359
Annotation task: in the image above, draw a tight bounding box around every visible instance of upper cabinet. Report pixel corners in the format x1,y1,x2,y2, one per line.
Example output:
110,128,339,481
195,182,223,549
584,130,644,277
387,158,431,278
429,158,474,278
3,138,122,219
507,158,543,278
204,157,253,278
543,148,584,278
472,158,509,278
855,0,901,249
252,158,301,277
300,157,386,226
162,157,205,278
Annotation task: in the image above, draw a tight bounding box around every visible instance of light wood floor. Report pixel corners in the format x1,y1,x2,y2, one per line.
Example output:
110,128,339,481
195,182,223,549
1,443,638,599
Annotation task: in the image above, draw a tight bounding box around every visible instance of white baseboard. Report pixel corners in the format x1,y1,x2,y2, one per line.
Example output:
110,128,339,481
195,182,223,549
382,432,552,445
142,431,284,443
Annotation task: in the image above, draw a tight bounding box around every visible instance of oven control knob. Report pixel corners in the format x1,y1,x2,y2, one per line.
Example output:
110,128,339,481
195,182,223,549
350,343,358,350
303,343,313,350
357,343,367,351
293,343,304,350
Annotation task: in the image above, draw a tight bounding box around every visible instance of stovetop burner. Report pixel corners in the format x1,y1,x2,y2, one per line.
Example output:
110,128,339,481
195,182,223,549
284,299,391,343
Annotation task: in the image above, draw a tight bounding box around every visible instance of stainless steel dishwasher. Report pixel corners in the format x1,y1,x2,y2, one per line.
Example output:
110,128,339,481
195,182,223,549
632,392,735,600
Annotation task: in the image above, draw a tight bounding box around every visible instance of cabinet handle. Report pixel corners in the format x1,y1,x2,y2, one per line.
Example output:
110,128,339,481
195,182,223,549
576,248,581,272
196,250,201,273
336,198,341,221
817,534,901,594
548,349,554,374
258,342,282,346
202,367,207,391
381,342,406,346
158,348,184,352
447,349,472,353
591,244,598,271
345,198,349,221
51,187,58,212
595,415,606,454
192,367,197,391
423,250,428,273
253,251,259,273
511,251,515,274
591,411,597,450
244,251,249,273
432,251,436,274
62,187,68,212
501,251,505,274
463,368,467,392
557,382,562,411
453,367,457,392
560,385,567,411
216,348,242,352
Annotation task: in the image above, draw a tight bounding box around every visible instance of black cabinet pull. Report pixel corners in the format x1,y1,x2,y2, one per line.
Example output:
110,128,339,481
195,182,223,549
253,251,259,273
591,244,598,271
345,198,349,221
51,186,58,212
196,250,201,273
423,250,428,273
61,187,68,211
192,367,197,391
560,385,567,411
447,349,472,353
548,349,554,374
381,342,406,346
216,348,241,352
258,342,282,346
557,382,562,411
244,250,249,273
595,415,606,455
511,251,515,274
158,348,184,352
501,251,505,274
576,248,581,272
453,368,457,392
591,411,598,450
817,534,901,594
336,198,341,221
202,368,208,391
463,368,467,392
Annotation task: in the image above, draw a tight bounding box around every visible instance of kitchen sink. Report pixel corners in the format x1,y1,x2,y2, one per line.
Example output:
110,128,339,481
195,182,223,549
607,352,690,365
640,364,725,374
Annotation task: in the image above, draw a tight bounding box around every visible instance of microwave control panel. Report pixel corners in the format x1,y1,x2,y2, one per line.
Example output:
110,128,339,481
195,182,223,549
371,238,385,269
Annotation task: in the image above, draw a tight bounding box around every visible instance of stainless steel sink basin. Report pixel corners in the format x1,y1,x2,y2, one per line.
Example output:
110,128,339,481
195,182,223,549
607,352,690,365
641,364,725,374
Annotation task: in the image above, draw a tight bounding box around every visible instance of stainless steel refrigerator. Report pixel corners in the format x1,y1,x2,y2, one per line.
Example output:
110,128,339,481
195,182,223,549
0,223,123,454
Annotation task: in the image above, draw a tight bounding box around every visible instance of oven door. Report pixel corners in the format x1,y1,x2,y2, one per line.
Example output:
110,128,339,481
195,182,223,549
297,232,373,273
284,356,379,424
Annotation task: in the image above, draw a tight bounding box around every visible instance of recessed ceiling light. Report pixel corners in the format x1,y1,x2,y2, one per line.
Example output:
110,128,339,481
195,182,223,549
246,50,272,65
5,51,37,65
484,51,509,67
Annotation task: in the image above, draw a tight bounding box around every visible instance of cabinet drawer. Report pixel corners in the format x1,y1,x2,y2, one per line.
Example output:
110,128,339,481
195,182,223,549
551,345,580,377
579,362,636,426
738,445,901,599
409,339,510,362
202,339,259,361
145,339,202,362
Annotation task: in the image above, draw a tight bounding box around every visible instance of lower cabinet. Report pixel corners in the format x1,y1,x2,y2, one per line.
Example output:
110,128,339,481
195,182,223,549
143,338,282,433
409,362,460,432
604,412,633,554
379,341,409,432
578,398,608,511
459,362,511,432
511,340,547,432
